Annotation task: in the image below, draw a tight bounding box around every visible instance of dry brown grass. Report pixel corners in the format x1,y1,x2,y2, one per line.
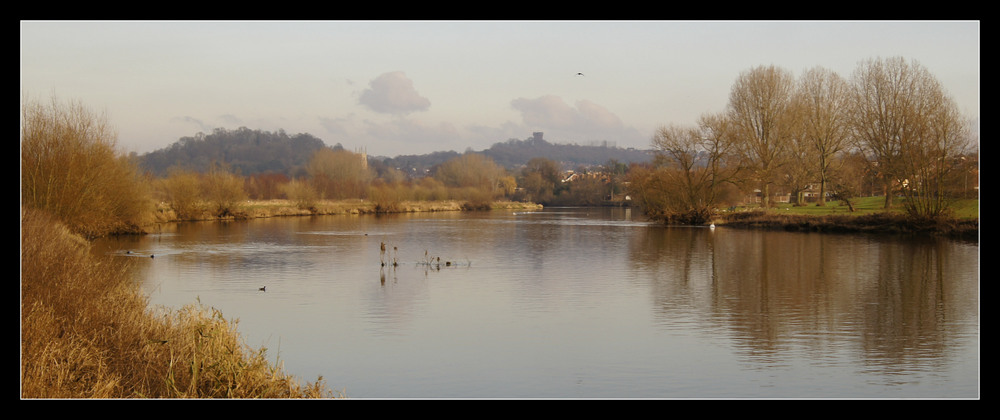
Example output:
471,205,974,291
21,208,337,398
158,199,541,223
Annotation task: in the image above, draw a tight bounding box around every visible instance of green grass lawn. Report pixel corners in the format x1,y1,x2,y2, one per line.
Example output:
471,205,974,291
949,198,981,219
744,196,979,219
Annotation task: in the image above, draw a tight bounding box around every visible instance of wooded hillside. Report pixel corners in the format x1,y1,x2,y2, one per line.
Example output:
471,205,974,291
138,128,653,178
481,136,652,169
138,127,328,177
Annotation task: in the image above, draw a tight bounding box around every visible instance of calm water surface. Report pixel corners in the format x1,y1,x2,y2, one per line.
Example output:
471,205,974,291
94,207,979,398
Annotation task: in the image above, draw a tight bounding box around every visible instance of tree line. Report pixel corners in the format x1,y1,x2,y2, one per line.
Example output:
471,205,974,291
626,56,978,224
21,55,977,237
19,91,620,237
140,127,653,181
142,132,641,218
480,135,652,169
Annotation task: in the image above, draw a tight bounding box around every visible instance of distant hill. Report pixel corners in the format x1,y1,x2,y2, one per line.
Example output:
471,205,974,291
379,134,653,176
138,127,328,177
480,135,653,169
138,128,654,178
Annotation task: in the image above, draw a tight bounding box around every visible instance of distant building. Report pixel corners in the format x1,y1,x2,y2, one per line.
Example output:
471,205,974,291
356,147,368,170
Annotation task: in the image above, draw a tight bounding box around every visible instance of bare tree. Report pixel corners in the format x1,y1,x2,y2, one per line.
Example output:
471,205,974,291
828,151,872,212
781,121,820,205
849,57,910,208
697,111,741,185
899,89,973,218
849,56,973,218
650,124,708,217
639,112,738,224
795,66,852,206
519,157,562,204
433,152,508,203
435,153,498,190
727,65,798,208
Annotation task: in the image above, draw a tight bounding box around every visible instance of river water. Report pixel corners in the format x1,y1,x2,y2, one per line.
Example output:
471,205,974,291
93,207,979,398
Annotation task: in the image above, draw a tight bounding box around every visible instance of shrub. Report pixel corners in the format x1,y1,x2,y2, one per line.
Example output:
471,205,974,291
202,163,247,218
281,179,320,211
163,169,205,219
368,181,407,213
21,95,154,237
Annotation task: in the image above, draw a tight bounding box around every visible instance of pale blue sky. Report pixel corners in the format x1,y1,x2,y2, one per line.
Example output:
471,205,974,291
20,20,980,157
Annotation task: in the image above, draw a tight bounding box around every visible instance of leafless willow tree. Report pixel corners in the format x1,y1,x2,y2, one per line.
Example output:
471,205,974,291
849,56,973,218
727,65,798,208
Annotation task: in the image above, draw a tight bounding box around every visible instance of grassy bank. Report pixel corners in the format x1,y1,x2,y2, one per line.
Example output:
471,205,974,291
153,199,544,223
21,208,338,398
716,197,979,240
757,196,979,219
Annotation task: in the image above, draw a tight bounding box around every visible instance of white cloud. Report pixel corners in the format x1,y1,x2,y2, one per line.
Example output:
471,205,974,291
574,99,626,131
511,95,578,129
316,113,474,156
357,71,431,116
509,95,645,147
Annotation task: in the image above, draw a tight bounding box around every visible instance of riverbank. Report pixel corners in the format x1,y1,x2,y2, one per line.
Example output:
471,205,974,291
21,208,338,398
149,198,979,240
717,210,979,240
152,199,544,224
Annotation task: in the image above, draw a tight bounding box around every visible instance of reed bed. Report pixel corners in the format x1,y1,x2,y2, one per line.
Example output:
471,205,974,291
21,208,336,398
155,199,542,223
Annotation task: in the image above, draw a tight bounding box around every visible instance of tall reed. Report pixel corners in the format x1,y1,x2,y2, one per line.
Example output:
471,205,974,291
21,208,335,398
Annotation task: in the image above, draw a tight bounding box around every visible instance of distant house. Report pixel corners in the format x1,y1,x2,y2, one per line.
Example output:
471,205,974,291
561,171,603,183
799,183,834,203
745,189,791,204
561,172,581,183
742,183,837,206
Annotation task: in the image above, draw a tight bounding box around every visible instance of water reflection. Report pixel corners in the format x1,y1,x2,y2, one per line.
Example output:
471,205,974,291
630,226,978,389
92,208,978,398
